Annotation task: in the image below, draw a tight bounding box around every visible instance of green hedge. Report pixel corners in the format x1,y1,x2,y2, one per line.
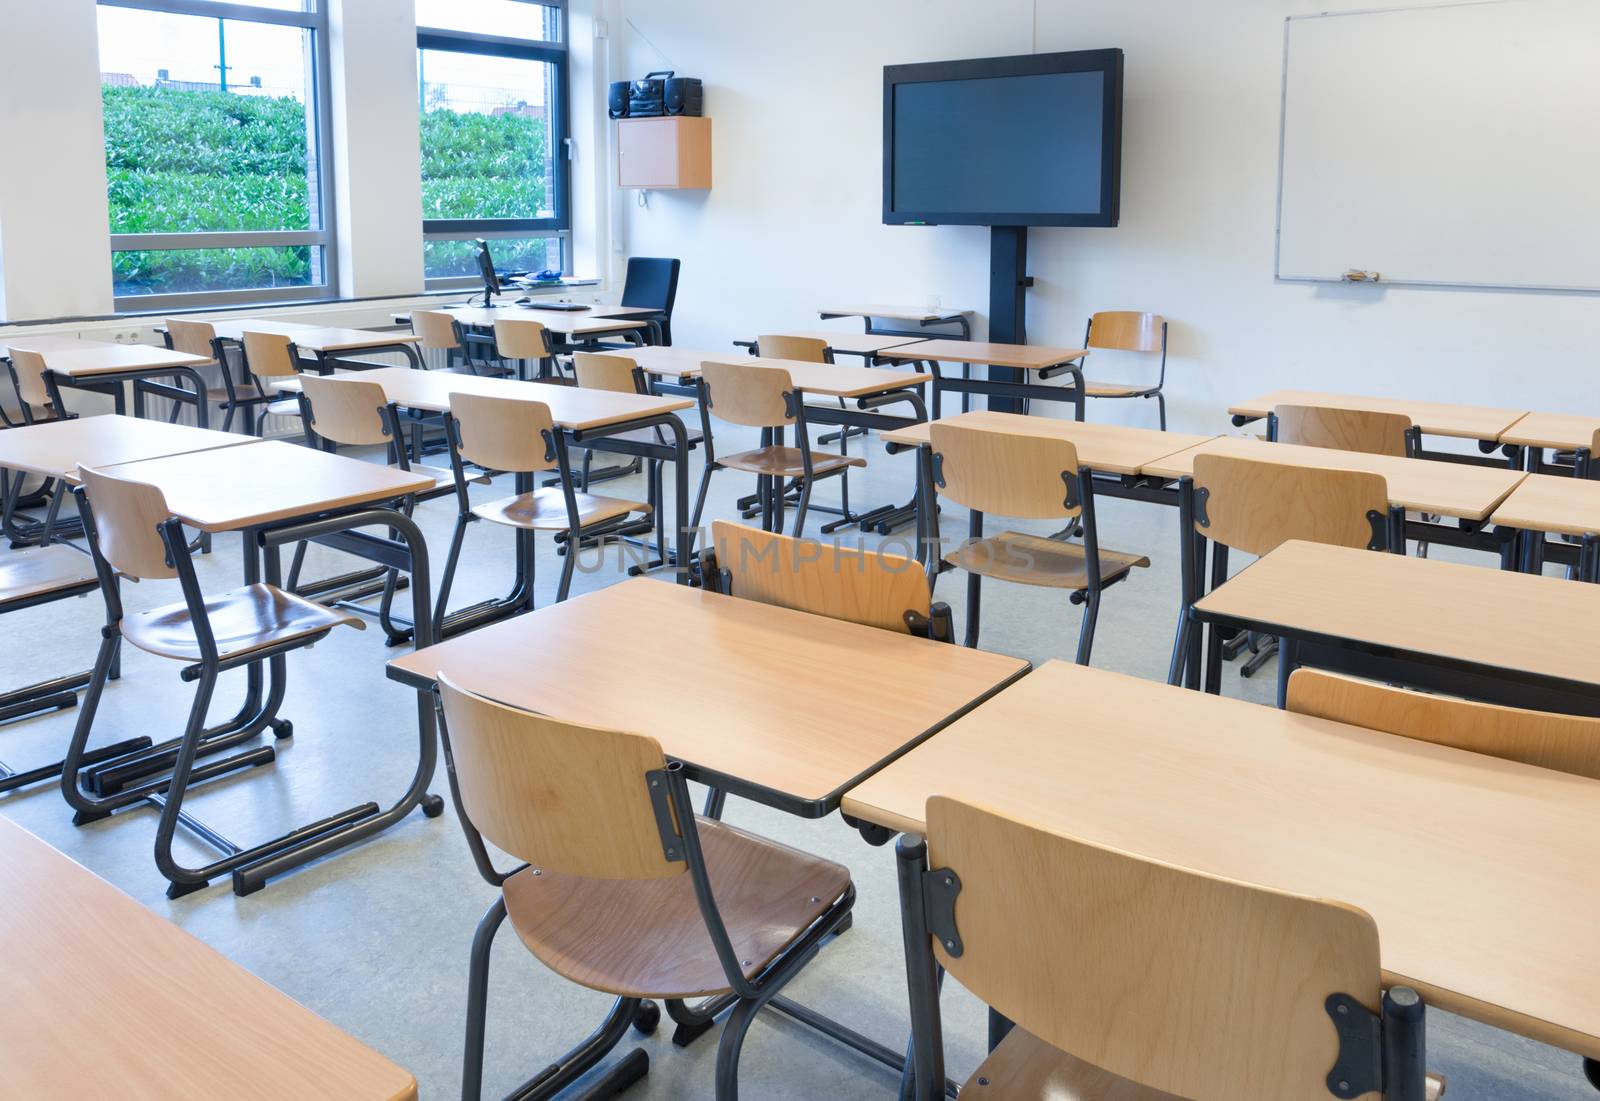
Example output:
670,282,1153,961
105,84,549,294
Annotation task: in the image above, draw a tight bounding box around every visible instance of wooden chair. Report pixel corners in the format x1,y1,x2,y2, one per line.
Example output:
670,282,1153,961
1170,454,1402,696
898,796,1441,1101
62,464,365,898
238,331,306,436
754,334,829,362
1080,311,1170,428
434,392,653,623
166,318,259,433
1274,404,1416,458
413,309,502,376
707,519,952,641
690,360,864,538
1287,669,1600,780
492,316,554,381
928,421,1148,662
5,347,68,426
437,674,854,1100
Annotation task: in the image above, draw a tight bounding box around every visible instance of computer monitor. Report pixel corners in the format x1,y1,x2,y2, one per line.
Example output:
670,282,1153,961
473,238,503,307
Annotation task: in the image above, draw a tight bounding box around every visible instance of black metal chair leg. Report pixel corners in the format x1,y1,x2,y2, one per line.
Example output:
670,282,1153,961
151,663,222,893
556,530,579,602
434,514,472,624
791,478,812,538
713,996,763,1101
1075,590,1101,666
462,896,507,1101
963,572,981,649
689,465,716,534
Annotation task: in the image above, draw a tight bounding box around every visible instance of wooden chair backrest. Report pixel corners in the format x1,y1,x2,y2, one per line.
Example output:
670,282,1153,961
164,318,216,359
929,421,1082,520
298,374,391,447
437,674,684,880
449,391,557,472
412,309,460,351
1288,669,1600,781
76,465,178,580
9,348,52,408
1192,454,1389,557
572,352,641,394
493,317,549,360
712,520,929,634
700,360,794,429
1275,404,1411,458
755,334,828,363
926,795,1380,1101
1591,428,1600,458
241,331,299,380
1086,311,1164,353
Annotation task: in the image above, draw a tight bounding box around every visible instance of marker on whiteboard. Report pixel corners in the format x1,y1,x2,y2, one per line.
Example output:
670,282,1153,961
1341,270,1381,283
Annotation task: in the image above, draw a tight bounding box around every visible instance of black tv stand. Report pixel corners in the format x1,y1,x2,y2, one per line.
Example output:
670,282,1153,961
469,289,506,308
987,225,1034,413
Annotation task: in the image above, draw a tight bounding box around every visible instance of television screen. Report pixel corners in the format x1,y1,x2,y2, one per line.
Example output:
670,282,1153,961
883,50,1123,227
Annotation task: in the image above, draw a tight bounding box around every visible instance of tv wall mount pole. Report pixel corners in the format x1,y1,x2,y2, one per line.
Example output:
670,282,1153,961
987,225,1034,414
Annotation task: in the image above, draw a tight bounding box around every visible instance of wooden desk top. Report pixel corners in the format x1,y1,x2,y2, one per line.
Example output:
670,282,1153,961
0,415,249,482
761,330,929,356
1489,473,1600,538
442,304,648,337
1142,435,1526,521
388,578,1028,813
567,304,663,319
818,304,972,322
211,319,420,354
0,816,416,1101
1196,540,1600,692
1228,389,1527,441
878,339,1088,370
627,347,928,399
877,411,1215,477
101,440,433,534
7,340,212,378
282,366,691,431
1499,412,1600,452
841,658,1600,1059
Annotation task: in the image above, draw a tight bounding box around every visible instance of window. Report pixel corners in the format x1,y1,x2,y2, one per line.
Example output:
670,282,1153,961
416,0,569,287
97,0,333,309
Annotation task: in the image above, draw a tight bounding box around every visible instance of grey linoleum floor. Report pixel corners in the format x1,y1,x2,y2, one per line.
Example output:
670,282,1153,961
0,415,1591,1099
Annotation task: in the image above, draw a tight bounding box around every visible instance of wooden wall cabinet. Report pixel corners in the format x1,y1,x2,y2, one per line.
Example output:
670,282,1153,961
616,116,712,190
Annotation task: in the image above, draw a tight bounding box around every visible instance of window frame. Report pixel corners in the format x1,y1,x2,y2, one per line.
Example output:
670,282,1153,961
417,0,571,290
99,0,337,312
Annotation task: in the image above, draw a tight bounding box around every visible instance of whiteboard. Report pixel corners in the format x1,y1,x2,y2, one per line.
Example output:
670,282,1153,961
1275,0,1600,292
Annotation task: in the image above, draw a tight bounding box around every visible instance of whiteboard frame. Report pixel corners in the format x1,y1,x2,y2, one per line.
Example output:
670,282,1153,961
1272,0,1600,295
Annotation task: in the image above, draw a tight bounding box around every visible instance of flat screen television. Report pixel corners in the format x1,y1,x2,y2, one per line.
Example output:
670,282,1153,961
883,50,1124,227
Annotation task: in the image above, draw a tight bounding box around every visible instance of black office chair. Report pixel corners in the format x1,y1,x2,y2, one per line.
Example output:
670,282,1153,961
620,257,681,345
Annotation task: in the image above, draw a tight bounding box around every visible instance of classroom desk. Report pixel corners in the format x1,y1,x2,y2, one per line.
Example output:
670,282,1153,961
93,440,443,895
877,339,1090,420
388,576,1028,817
0,817,417,1101
749,330,929,358
841,658,1600,1067
1228,389,1528,447
1489,472,1600,579
206,319,425,372
0,414,247,543
5,339,216,429
280,366,699,594
628,346,929,398
1499,412,1600,476
439,304,650,343
817,304,974,342
1191,539,1600,716
1144,435,1526,523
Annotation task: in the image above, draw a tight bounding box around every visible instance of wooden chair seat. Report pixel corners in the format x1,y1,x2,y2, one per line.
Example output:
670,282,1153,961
1082,380,1155,398
716,445,865,479
501,816,850,999
961,1029,1443,1100
470,487,649,531
120,582,364,662
263,397,303,418
944,531,1149,590
0,545,99,610
206,383,266,404
412,463,489,494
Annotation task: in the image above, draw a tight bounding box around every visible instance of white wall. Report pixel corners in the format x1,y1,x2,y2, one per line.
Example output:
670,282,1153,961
615,0,1600,432
0,0,115,320
327,0,426,298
